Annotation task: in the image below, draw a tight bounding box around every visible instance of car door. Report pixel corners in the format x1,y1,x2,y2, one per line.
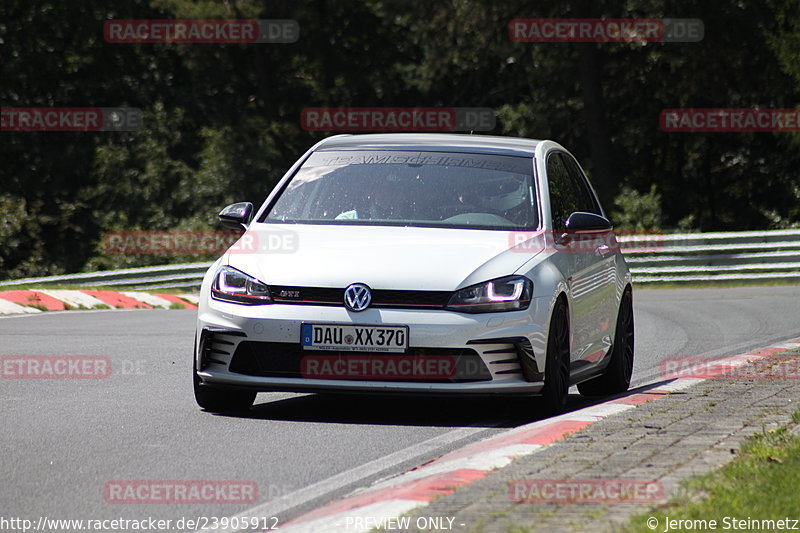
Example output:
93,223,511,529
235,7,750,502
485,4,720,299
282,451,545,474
560,153,617,366
545,152,591,365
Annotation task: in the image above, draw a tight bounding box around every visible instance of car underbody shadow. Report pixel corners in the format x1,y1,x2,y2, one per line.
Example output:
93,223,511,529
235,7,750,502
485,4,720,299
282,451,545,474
203,382,671,427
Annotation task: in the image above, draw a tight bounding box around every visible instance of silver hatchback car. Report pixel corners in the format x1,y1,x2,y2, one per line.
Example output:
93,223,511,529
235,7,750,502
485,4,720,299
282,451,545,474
194,134,634,413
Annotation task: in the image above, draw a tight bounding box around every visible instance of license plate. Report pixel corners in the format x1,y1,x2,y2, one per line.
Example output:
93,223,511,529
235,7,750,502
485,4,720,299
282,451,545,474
301,324,408,353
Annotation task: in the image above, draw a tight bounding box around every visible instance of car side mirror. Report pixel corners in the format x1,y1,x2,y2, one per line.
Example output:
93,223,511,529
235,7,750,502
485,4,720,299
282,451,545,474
555,212,612,245
219,202,254,230
564,212,612,232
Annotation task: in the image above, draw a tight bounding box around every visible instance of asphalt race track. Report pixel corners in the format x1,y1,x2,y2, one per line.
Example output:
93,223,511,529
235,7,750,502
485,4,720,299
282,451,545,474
2,286,800,528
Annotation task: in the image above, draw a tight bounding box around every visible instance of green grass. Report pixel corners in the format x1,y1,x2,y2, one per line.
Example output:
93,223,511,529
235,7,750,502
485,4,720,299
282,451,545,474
623,416,800,532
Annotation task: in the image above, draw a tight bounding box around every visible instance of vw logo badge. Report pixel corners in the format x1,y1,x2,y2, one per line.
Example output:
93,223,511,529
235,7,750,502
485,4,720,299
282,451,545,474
344,283,372,312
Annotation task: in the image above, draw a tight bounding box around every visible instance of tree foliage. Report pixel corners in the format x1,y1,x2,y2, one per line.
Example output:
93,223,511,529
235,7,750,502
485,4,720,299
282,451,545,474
1,0,799,278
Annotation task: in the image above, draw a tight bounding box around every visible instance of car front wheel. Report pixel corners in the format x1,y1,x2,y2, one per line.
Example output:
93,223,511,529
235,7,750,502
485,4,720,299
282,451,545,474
193,351,256,413
541,298,571,414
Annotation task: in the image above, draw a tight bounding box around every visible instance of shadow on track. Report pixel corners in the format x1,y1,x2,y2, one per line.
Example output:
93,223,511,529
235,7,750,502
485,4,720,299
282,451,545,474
205,380,677,428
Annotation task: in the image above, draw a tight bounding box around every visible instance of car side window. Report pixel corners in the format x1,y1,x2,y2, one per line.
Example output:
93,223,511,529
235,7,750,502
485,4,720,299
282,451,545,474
546,153,579,228
562,154,601,215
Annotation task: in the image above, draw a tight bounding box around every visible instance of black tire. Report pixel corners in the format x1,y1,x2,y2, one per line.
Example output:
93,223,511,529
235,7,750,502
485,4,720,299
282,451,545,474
193,350,256,413
541,298,571,414
577,288,634,396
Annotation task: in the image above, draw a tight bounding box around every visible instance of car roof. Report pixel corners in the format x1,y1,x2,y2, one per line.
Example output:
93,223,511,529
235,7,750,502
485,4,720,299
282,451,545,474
316,133,543,157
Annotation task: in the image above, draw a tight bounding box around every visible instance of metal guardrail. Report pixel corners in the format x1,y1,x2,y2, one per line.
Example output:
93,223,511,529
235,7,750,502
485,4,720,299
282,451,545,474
0,262,213,290
618,229,800,283
1,230,799,289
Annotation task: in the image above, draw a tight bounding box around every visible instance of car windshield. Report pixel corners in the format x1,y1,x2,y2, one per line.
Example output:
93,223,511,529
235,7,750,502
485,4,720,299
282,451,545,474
263,150,537,230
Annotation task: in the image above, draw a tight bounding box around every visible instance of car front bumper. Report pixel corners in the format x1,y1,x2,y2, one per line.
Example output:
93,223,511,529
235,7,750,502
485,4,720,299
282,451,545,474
195,296,553,396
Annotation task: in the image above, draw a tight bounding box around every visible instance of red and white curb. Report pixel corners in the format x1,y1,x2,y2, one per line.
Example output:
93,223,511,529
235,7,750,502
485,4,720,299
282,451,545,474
0,289,198,314
270,339,800,533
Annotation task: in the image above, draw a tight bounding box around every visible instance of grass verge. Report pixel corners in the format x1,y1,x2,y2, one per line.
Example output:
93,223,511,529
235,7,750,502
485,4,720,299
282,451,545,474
624,413,800,532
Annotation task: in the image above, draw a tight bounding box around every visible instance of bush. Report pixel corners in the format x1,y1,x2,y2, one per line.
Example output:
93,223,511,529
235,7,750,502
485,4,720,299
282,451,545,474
611,184,664,231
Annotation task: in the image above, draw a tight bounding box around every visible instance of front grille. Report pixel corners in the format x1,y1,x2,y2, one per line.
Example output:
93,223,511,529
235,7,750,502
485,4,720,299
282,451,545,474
269,286,451,310
228,341,492,382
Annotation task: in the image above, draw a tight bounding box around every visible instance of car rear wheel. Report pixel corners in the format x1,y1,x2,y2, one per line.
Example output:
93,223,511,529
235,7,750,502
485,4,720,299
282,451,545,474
541,298,570,414
577,288,634,396
193,349,256,413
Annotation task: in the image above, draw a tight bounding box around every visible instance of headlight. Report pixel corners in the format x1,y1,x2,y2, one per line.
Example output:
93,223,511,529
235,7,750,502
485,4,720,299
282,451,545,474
211,266,272,305
446,275,532,313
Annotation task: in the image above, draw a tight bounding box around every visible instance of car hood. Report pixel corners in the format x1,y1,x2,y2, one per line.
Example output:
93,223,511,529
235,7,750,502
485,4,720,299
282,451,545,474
223,223,542,291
